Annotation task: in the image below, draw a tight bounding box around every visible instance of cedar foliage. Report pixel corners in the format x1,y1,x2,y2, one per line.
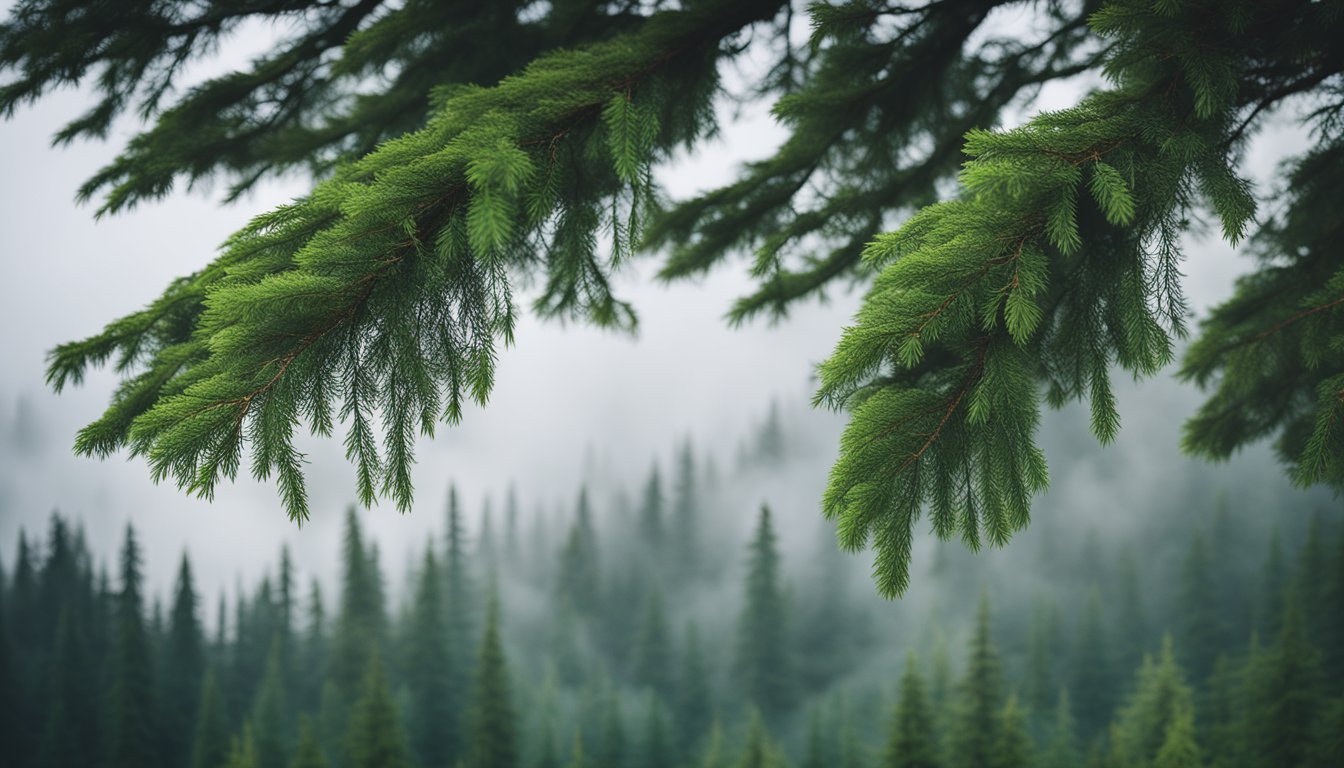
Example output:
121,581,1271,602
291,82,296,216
5,0,1341,597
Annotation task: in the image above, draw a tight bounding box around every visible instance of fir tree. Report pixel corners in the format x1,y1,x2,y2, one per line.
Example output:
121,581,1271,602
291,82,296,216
1153,709,1202,768
1201,655,1244,768
1245,599,1321,767
1111,637,1197,767
347,654,411,768
631,588,673,700
106,524,158,768
408,546,454,768
736,712,783,768
7,532,38,767
301,580,328,712
226,724,261,768
671,438,700,581
164,554,207,768
1042,689,1078,768
993,694,1032,768
1177,533,1223,684
291,717,332,768
736,505,792,722
253,638,290,768
674,622,712,749
556,488,601,618
884,653,939,768
0,563,20,766
638,466,666,564
192,669,232,768
40,605,99,768
330,508,385,707
949,596,1004,768
1072,586,1116,739
699,721,727,768
445,484,477,758
468,594,518,768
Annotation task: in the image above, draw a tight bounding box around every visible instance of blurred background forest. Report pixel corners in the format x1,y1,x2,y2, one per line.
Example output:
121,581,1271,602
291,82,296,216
1,394,1339,768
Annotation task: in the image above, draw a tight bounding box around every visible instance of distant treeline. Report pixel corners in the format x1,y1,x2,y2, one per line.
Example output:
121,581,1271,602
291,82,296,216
1,425,1341,768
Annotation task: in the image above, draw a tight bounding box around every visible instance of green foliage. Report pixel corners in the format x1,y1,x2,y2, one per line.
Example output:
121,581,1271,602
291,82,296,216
329,509,386,704
192,669,231,768
407,546,454,768
736,505,793,722
35,1,782,523
1110,637,1197,767
557,488,601,617
346,655,410,768
813,0,1287,593
674,623,713,749
1153,709,1202,768
1244,600,1322,767
254,638,291,768
468,594,518,768
1041,689,1077,768
9,0,1342,600
631,589,673,700
993,695,1033,768
949,597,1003,768
165,554,206,768
884,653,940,768
291,717,332,768
736,712,786,768
106,525,157,768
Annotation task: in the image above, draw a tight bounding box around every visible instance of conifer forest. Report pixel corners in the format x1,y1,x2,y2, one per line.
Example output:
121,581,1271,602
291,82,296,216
1,0,1343,767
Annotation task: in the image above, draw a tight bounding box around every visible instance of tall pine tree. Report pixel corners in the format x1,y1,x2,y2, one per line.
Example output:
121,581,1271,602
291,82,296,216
736,505,792,722
106,524,158,768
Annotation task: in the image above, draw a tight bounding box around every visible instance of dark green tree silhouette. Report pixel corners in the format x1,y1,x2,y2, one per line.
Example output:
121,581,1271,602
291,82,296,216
1177,532,1223,684
949,596,1003,768
468,594,518,768
291,716,332,768
1041,689,1078,768
253,638,290,768
40,606,99,768
883,653,939,768
556,488,601,617
674,622,712,749
347,654,411,768
1245,599,1322,767
106,525,158,768
407,546,454,768
445,484,477,759
191,669,231,768
993,694,1032,768
164,554,207,768
329,508,386,710
1110,637,1197,768
631,588,673,700
736,505,792,722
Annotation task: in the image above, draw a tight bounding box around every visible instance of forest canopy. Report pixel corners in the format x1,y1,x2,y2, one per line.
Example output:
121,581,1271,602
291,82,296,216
2,0,1341,595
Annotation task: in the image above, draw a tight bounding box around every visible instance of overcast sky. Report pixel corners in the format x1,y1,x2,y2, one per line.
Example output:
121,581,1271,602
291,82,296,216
0,7,1328,610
